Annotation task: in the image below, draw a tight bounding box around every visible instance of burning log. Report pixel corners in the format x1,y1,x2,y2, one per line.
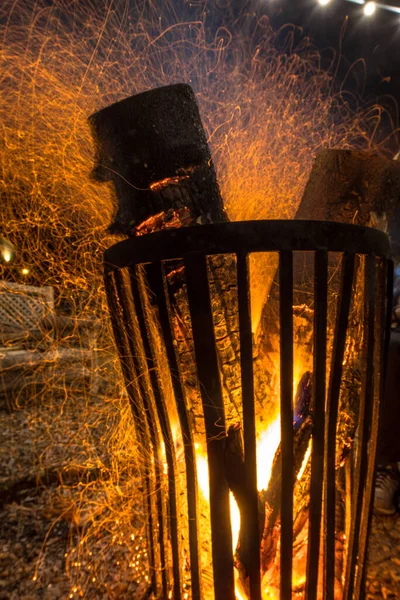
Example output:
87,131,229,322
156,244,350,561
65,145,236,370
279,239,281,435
89,83,227,235
257,149,400,470
287,149,400,598
224,373,313,594
90,84,279,433
92,85,319,595
90,83,236,423
257,414,313,587
91,84,242,599
293,149,400,465
259,376,313,573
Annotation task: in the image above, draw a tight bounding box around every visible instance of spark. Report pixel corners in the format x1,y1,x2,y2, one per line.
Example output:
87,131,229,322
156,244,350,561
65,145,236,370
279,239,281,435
0,0,396,596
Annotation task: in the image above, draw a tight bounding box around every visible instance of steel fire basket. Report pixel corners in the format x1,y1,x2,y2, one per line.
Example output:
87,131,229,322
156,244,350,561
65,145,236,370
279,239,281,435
104,220,392,600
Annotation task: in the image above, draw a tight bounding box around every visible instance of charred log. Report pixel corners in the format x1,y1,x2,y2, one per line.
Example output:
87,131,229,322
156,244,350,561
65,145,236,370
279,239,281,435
260,414,313,575
224,374,313,592
296,149,400,228
89,84,227,234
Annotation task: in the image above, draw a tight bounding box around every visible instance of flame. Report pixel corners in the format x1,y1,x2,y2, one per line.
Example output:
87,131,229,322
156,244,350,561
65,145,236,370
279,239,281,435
297,441,312,481
229,493,241,552
195,442,210,503
235,583,248,600
257,415,281,491
195,372,312,600
194,450,240,557
195,443,242,597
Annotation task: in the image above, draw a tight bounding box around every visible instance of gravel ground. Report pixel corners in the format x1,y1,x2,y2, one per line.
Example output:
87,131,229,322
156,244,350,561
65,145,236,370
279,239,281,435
1,391,400,599
0,378,147,600
366,515,400,599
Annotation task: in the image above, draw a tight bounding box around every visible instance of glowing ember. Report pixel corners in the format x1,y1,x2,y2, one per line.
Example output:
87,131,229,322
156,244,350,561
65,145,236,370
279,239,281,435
297,441,312,482
133,207,194,236
149,174,191,192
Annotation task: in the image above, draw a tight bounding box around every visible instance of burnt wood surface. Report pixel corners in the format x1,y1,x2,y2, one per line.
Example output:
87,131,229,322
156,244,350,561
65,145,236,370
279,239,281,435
296,149,400,227
224,375,313,592
89,84,226,234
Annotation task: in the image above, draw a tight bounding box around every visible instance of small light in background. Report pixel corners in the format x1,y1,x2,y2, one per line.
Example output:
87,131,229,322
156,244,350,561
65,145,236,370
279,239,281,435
21,267,30,276
0,236,16,264
363,1,376,16
318,0,331,5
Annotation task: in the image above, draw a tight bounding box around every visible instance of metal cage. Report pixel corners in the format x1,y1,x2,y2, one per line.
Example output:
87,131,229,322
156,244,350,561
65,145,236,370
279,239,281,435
104,220,392,600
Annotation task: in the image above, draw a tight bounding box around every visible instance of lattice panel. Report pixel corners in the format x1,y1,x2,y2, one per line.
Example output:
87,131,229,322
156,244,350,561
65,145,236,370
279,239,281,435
0,282,54,332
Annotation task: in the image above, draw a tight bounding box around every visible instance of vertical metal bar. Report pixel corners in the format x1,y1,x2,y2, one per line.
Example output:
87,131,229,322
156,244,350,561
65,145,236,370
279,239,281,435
324,253,355,600
103,267,157,596
129,265,182,600
305,251,328,600
360,258,393,597
184,253,235,600
112,268,168,598
279,250,294,600
382,260,394,388
236,252,261,600
145,260,201,600
343,256,376,600
354,258,386,597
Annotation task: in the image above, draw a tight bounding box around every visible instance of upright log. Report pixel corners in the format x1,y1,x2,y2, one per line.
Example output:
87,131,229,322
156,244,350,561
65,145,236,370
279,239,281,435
89,84,227,234
296,149,400,227
90,84,275,431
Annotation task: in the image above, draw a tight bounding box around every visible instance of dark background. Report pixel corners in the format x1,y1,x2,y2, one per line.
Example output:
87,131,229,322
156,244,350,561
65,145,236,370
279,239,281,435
240,0,400,248
263,0,400,103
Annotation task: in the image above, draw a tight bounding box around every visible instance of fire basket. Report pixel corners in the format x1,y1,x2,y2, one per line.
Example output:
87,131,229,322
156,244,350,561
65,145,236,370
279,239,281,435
104,219,392,600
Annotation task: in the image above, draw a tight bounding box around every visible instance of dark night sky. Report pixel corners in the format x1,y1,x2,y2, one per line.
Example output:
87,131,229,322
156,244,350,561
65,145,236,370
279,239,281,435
277,0,400,243
265,0,400,102
234,0,400,242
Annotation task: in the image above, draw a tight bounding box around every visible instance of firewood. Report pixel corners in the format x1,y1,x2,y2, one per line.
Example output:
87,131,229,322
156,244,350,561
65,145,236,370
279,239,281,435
295,149,400,228
89,84,227,235
90,84,255,431
290,149,398,462
289,150,396,597
255,150,399,570
224,423,261,581
260,414,313,575
224,374,313,593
